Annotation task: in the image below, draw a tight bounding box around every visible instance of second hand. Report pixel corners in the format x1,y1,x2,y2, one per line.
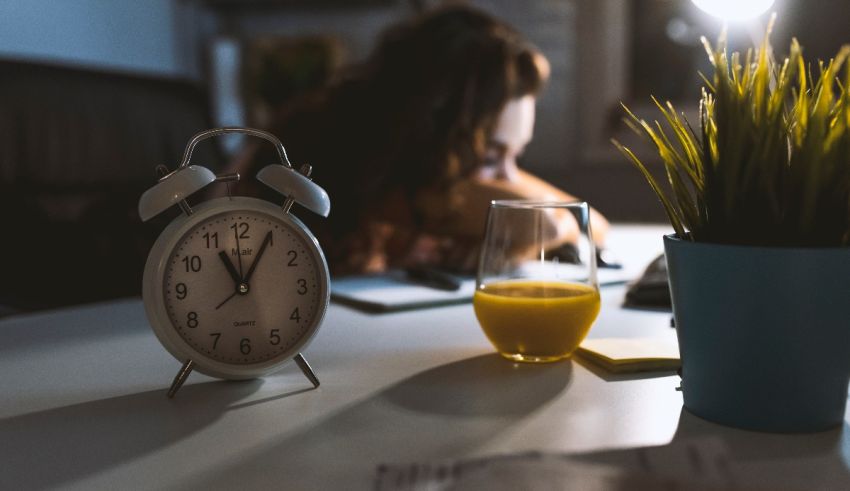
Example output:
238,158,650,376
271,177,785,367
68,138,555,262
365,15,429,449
215,291,237,310
233,221,244,280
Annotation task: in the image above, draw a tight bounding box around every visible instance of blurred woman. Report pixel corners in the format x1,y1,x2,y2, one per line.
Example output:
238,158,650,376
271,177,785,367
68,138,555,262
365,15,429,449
230,4,609,274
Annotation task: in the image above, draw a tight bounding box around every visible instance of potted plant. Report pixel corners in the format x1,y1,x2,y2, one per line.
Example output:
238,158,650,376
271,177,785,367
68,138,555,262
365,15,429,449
614,21,850,433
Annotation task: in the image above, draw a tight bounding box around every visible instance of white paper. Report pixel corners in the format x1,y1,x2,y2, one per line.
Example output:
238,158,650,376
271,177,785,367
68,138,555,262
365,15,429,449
375,438,750,491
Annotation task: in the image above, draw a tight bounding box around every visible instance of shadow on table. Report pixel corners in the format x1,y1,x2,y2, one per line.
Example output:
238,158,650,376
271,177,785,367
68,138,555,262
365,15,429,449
178,353,573,489
672,407,850,460
0,379,272,490
669,408,850,487
383,353,572,417
565,407,850,490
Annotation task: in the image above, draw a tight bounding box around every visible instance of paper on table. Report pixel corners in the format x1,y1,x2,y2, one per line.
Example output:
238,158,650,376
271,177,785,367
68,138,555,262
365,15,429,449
375,438,744,491
331,267,633,313
577,337,680,373
331,270,476,313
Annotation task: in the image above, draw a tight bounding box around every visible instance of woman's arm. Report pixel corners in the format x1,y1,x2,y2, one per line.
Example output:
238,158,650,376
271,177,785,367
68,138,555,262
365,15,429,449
511,169,610,246
418,169,609,246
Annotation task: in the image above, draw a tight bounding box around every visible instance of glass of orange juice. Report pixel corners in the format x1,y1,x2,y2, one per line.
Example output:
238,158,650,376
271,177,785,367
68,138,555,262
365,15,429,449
473,201,600,363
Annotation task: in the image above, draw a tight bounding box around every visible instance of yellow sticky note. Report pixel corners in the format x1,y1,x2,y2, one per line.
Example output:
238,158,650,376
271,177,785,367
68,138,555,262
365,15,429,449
577,337,680,373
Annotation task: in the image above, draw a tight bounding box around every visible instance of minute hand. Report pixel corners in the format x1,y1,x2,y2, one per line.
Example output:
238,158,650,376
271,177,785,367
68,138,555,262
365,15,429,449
243,231,274,284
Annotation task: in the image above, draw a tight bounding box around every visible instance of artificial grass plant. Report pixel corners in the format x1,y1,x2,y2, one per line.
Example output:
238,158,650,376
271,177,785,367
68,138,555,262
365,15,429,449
615,17,850,246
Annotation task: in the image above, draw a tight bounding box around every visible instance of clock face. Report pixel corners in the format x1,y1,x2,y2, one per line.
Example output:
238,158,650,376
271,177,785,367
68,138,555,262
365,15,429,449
160,207,324,365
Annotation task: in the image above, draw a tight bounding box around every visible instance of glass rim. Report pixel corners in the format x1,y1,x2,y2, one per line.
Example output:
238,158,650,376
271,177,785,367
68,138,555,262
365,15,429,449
489,199,587,209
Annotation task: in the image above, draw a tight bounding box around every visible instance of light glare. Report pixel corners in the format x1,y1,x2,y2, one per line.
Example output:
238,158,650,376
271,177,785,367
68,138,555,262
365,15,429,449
691,0,775,22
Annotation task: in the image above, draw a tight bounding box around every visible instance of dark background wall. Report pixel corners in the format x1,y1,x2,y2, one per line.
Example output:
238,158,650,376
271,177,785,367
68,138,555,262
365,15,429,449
2,0,849,224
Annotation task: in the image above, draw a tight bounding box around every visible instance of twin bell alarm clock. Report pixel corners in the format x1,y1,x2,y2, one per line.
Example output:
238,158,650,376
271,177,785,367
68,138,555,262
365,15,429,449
138,128,331,398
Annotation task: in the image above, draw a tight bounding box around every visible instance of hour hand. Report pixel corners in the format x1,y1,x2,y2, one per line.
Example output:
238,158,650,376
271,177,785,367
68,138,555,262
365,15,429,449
218,250,242,285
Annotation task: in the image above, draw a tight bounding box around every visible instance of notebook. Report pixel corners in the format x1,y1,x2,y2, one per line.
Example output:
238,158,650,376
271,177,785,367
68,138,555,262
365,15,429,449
331,268,632,313
577,337,680,373
331,270,477,312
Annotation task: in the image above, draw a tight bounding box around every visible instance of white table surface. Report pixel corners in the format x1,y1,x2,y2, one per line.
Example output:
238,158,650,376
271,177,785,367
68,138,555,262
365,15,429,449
2,225,849,490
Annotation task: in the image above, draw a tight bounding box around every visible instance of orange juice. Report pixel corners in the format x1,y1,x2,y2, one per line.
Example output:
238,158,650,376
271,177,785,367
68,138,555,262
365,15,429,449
473,280,600,362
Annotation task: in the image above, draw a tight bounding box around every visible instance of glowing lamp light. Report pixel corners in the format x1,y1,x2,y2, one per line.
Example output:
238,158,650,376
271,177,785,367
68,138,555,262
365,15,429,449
691,0,775,22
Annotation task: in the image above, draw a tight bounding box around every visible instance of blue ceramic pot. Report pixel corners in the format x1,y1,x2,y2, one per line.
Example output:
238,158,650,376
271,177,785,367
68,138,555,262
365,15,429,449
664,234,850,432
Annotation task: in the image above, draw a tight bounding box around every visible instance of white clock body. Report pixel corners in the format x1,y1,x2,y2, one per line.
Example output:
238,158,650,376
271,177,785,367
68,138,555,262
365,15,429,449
142,196,330,379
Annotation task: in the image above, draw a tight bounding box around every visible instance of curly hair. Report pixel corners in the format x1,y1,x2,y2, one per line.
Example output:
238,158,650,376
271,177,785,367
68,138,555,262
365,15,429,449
243,4,549,272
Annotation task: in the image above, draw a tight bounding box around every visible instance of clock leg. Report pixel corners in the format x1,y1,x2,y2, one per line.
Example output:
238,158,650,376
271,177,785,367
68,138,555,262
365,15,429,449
294,353,320,388
167,359,195,398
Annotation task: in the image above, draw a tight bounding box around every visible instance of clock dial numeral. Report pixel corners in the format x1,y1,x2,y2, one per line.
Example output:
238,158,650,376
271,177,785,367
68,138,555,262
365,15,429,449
164,209,323,365
230,222,250,240
182,255,202,273
203,232,219,249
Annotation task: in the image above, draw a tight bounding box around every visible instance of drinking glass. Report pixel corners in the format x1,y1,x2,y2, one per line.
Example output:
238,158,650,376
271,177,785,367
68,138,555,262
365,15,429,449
473,201,600,363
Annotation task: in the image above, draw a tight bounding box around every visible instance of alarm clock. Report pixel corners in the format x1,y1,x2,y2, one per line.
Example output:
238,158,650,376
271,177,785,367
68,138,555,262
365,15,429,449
138,128,331,398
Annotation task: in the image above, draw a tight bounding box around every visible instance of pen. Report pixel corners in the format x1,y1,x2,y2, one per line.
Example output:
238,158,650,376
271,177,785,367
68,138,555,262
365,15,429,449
404,266,462,291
